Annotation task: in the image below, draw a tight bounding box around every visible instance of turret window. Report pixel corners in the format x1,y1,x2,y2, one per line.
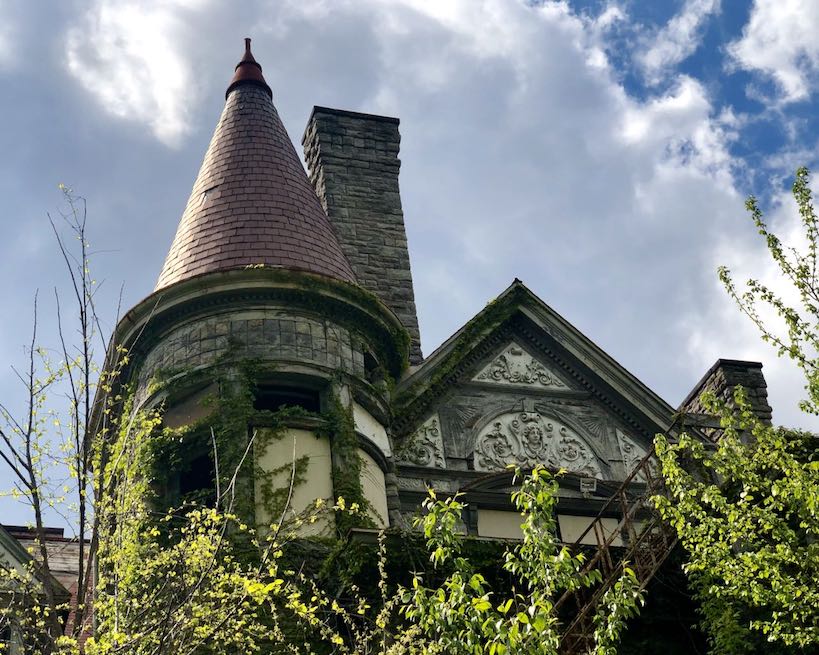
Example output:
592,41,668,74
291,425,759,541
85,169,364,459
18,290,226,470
178,452,216,507
253,386,321,413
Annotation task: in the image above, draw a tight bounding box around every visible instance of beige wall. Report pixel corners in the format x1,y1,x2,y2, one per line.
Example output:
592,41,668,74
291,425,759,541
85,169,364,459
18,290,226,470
477,509,524,540
255,428,334,536
352,402,391,457
359,449,389,527
558,515,623,547
475,511,626,546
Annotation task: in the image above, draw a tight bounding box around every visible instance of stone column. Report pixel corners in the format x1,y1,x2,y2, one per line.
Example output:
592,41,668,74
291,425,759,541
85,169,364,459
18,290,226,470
303,106,423,365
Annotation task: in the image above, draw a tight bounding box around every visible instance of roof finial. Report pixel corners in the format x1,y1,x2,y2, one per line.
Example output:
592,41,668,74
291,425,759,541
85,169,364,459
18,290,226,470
226,37,271,99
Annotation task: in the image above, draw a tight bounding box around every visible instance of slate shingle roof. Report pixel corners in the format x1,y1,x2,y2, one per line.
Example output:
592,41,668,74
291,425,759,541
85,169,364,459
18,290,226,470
156,42,356,290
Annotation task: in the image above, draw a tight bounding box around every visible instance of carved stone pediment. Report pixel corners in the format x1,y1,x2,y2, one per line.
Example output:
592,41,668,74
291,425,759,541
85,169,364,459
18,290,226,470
474,342,568,389
397,415,446,468
473,411,602,478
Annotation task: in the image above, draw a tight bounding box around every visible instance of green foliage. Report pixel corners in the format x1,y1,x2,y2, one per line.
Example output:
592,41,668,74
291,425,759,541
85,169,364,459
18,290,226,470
82,362,393,653
401,466,643,655
318,394,374,534
719,166,819,415
654,166,819,652
656,389,819,652
88,385,407,655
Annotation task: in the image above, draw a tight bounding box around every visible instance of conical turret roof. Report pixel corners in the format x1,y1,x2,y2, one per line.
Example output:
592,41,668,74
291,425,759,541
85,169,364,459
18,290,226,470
156,39,356,291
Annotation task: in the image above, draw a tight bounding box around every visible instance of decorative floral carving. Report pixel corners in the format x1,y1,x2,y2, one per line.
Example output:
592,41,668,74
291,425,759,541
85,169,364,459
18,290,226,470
616,430,654,481
474,411,601,477
475,343,567,388
398,415,446,468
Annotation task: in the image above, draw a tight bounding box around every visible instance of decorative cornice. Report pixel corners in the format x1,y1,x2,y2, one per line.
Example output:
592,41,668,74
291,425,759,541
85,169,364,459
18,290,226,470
115,268,408,378
90,268,410,436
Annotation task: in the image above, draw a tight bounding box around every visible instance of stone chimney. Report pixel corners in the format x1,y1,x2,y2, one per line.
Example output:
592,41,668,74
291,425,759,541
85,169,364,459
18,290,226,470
680,359,773,438
302,107,423,365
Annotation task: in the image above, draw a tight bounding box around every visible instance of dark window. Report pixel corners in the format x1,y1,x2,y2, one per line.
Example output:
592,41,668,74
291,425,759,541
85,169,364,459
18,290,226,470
253,386,320,413
179,452,216,506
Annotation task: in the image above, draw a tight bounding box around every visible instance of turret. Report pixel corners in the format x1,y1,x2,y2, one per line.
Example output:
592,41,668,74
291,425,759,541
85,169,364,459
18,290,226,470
110,39,408,532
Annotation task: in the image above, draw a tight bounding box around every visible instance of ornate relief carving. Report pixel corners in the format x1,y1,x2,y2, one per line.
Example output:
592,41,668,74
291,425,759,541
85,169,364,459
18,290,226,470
474,343,567,388
474,412,602,477
571,411,609,441
616,430,653,481
537,403,609,441
398,415,446,468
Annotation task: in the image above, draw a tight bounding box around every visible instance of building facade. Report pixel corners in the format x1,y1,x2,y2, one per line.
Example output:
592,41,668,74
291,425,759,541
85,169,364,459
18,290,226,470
102,39,773,649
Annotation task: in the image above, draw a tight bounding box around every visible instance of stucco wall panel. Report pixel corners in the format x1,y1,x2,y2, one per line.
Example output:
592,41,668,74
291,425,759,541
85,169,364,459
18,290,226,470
255,428,334,536
359,448,389,527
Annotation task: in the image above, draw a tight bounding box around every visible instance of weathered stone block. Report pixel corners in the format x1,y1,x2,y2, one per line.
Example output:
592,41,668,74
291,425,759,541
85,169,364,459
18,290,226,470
303,106,423,364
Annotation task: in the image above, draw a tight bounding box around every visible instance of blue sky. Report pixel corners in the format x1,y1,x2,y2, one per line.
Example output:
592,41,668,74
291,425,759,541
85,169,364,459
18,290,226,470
2,0,819,526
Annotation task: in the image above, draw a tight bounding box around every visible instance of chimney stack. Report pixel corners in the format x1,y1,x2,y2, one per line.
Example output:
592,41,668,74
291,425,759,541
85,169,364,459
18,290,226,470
680,359,773,438
303,107,423,365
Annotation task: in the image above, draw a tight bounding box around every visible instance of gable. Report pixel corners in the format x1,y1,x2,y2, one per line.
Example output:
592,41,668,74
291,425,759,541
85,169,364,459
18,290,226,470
391,281,678,508
394,281,676,439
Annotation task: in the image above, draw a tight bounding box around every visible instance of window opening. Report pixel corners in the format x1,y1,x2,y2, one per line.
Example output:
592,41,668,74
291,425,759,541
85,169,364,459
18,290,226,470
253,386,320,413
363,350,382,383
178,452,216,507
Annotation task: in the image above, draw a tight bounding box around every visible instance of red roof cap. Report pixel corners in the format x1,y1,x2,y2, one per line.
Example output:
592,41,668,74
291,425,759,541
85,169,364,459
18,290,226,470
226,37,271,99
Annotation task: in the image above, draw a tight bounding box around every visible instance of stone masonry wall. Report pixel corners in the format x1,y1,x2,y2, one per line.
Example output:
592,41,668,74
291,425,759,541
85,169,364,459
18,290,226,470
135,309,365,405
680,359,773,437
302,107,423,364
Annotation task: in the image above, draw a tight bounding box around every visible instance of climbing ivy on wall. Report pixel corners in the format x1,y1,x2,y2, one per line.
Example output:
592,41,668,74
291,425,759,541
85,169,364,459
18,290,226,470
392,285,524,431
147,353,375,539
318,393,374,534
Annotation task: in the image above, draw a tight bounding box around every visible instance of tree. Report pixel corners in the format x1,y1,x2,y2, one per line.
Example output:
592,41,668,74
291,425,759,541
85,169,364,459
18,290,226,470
0,188,102,649
403,468,643,655
655,168,819,653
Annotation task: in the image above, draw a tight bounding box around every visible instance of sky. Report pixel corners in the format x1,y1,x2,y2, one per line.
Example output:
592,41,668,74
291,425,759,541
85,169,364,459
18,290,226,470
2,0,819,524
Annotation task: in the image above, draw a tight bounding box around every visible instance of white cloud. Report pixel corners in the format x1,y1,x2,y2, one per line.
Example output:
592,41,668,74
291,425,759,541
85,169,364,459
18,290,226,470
594,5,626,32
40,0,814,429
64,0,211,146
241,0,811,426
729,0,819,103
0,0,17,68
638,0,720,83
